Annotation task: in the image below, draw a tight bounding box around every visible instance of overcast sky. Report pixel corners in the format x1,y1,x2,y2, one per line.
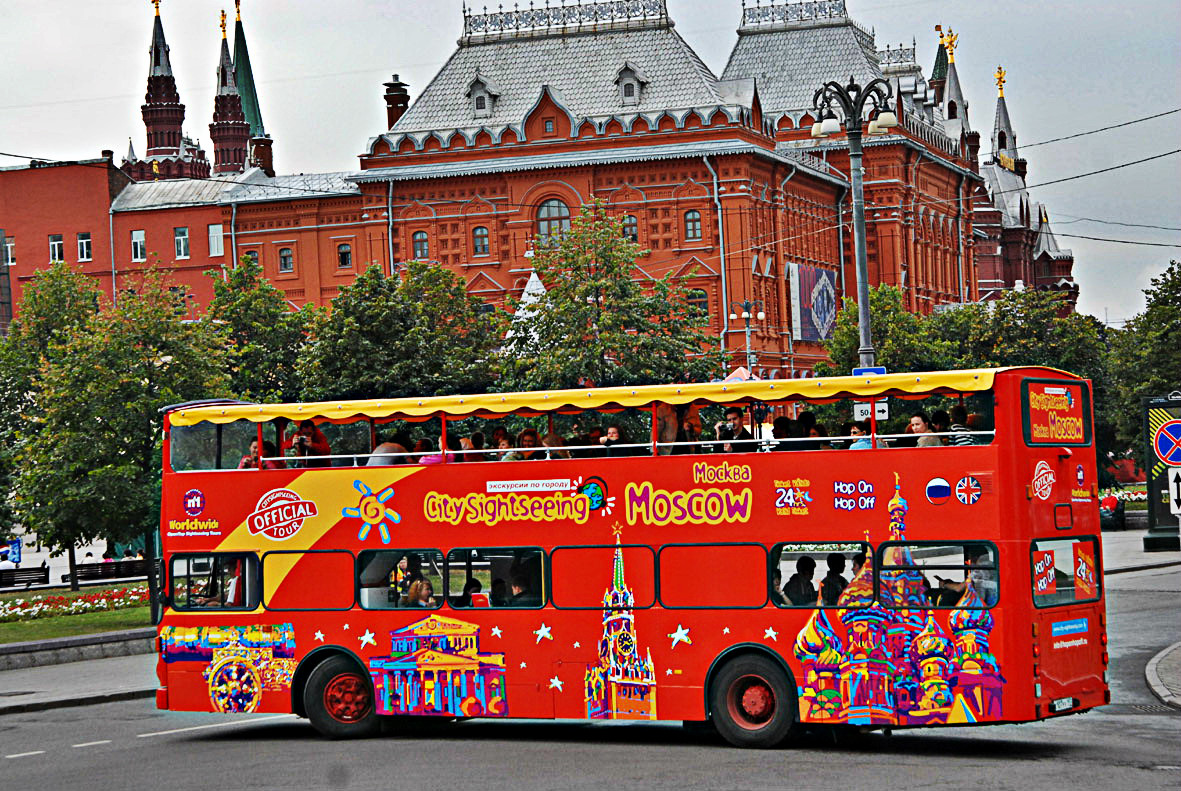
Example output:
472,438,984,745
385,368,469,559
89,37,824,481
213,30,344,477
3,0,1178,324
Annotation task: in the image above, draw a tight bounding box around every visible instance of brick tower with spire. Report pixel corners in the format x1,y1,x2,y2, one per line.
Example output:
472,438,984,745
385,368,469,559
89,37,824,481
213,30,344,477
209,9,251,175
122,0,209,181
233,0,274,176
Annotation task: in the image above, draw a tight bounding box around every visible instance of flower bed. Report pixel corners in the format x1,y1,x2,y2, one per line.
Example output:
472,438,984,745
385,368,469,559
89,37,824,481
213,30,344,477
0,585,149,624
1114,489,1148,502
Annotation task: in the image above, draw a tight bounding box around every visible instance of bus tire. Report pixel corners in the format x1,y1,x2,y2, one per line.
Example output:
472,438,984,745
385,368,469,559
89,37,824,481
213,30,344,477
303,655,380,739
709,654,797,749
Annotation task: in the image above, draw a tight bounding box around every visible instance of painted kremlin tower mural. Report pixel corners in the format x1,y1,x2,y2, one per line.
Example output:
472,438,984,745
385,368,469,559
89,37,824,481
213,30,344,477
794,475,1005,725
585,533,657,720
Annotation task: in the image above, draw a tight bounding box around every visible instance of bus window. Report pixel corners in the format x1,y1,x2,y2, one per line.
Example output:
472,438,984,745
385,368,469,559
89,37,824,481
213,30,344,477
263,551,354,610
772,542,870,608
1031,537,1101,608
658,544,767,608
315,420,373,466
358,549,443,610
171,419,279,471
878,542,998,609
446,547,546,608
550,545,655,609
170,553,259,610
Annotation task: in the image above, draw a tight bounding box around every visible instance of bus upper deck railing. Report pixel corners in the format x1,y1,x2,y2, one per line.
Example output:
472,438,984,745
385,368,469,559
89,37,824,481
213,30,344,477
217,430,998,471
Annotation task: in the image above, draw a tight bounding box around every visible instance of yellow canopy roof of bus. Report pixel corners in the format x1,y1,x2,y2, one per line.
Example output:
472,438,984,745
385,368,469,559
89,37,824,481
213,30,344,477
165,366,1067,426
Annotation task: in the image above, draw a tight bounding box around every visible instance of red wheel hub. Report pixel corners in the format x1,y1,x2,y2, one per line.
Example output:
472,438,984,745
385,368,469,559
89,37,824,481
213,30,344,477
727,674,777,730
323,673,372,723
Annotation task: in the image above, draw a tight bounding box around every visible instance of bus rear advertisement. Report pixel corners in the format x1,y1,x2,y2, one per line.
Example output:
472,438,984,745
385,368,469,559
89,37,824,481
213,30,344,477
155,367,1109,747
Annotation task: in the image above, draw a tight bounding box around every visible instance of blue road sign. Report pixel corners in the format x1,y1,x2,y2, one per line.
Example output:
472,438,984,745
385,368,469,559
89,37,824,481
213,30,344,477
1154,419,1181,466
5,538,19,565
852,367,887,377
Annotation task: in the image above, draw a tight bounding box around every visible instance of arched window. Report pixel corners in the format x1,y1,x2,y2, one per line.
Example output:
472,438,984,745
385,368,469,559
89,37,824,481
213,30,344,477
622,215,638,242
472,226,490,256
412,231,430,260
687,288,709,317
244,250,259,266
947,100,958,120
278,247,294,273
475,95,487,112
337,243,352,268
997,131,1007,151
684,210,703,241
536,199,571,245
623,82,635,99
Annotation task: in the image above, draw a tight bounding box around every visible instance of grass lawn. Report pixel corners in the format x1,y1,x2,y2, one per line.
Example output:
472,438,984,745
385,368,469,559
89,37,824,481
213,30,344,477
1125,501,1148,511
0,605,151,645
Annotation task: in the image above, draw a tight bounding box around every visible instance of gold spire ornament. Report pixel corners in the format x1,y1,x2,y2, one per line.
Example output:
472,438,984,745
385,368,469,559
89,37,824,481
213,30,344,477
220,9,227,38
152,0,161,16
995,66,1007,98
935,24,944,48
236,0,242,21
944,27,958,63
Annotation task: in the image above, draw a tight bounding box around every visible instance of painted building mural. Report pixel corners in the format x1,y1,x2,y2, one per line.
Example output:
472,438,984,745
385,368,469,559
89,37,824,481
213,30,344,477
160,623,297,713
584,535,657,720
794,476,1005,725
368,615,508,717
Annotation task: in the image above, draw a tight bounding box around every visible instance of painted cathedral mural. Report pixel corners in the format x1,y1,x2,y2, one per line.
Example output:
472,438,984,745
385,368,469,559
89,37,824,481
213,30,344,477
584,535,658,720
794,475,1005,725
368,615,508,717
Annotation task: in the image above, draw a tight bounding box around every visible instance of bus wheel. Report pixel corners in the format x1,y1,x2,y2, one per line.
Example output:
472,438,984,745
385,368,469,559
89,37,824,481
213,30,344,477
304,656,379,739
709,655,797,748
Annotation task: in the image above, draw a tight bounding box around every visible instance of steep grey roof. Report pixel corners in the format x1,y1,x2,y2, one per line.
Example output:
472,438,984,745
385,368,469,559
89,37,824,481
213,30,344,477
993,95,1016,159
221,171,359,204
721,14,881,119
1033,208,1073,259
149,13,173,78
352,138,846,187
216,37,238,96
391,23,723,134
940,60,970,138
980,161,1029,229
111,177,240,212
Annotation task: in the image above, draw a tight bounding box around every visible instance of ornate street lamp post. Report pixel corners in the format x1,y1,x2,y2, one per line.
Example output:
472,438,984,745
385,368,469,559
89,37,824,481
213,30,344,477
728,299,765,373
812,76,898,368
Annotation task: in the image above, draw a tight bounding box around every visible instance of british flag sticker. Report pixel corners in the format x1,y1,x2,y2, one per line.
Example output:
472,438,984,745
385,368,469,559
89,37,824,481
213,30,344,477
955,476,982,505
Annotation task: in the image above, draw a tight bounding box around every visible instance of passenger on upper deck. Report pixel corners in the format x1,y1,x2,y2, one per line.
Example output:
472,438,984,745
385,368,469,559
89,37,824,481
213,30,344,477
910,412,942,448
948,405,974,446
285,420,332,467
368,436,409,466
419,434,459,465
504,429,542,461
599,424,634,457
238,440,287,470
714,407,755,453
848,421,872,449
543,433,571,459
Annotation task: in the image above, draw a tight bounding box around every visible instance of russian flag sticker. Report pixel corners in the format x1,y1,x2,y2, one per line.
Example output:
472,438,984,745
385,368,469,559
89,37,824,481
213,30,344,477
925,477,951,505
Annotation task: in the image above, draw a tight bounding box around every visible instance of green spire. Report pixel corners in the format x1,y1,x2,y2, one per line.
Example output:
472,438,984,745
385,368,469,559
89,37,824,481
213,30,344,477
931,25,948,82
233,11,265,137
612,535,626,590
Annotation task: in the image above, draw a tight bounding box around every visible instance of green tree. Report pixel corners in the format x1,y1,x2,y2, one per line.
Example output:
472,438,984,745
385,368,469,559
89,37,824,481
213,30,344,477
298,262,502,401
0,262,100,541
16,270,230,594
1109,261,1181,459
502,201,724,390
816,285,952,376
206,257,311,402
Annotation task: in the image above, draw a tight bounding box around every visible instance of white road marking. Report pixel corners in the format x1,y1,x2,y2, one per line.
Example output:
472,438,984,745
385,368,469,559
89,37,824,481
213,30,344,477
136,714,294,738
72,741,112,748
5,751,46,759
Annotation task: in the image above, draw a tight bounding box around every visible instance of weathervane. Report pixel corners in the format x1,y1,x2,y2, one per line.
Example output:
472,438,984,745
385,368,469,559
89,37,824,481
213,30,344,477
944,27,958,63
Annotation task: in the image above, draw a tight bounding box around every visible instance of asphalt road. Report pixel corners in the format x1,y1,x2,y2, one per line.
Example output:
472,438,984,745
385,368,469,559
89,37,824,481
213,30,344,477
2,567,1178,791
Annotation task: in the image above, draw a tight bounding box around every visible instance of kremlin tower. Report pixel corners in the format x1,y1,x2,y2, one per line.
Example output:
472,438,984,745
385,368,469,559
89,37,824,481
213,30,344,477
122,0,210,180
209,9,251,175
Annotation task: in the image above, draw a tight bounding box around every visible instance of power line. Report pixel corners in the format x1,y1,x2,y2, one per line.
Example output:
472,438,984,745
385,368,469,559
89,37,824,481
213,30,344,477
1055,215,1181,232
1052,233,1181,248
987,107,1181,158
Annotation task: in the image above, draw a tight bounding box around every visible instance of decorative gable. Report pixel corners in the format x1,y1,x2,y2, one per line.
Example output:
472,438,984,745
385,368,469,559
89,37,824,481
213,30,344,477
466,74,503,120
615,62,649,108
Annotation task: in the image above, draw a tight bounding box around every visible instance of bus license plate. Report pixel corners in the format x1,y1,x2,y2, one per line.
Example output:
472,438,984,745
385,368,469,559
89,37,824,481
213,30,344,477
1051,697,1074,713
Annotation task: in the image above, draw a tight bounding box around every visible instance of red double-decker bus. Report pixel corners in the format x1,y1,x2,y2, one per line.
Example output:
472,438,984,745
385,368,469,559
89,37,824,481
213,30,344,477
155,366,1108,747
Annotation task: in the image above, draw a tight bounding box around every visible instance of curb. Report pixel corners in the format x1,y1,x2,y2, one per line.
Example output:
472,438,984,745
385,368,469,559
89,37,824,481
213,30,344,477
0,628,156,672
1145,641,1181,711
0,688,155,717
1107,560,1181,576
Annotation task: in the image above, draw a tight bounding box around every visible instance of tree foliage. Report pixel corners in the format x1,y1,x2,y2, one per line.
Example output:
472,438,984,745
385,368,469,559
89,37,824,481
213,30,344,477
298,262,502,401
15,270,230,557
0,262,101,538
206,258,311,402
1109,260,1181,457
501,201,724,390
816,286,951,375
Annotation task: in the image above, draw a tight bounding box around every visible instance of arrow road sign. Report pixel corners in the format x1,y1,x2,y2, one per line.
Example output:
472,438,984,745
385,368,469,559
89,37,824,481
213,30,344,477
1170,468,1181,518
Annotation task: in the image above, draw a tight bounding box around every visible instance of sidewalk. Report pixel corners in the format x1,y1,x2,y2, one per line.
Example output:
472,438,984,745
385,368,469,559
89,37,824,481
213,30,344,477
1,528,1178,717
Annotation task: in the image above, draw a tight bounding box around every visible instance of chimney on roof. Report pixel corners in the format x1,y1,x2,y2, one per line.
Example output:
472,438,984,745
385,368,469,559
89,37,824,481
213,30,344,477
249,137,275,177
965,131,980,172
1014,158,1028,181
384,74,410,128
101,150,114,162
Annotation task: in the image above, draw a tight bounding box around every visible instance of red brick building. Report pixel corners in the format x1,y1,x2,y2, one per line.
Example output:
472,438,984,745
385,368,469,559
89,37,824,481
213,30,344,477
0,0,1079,374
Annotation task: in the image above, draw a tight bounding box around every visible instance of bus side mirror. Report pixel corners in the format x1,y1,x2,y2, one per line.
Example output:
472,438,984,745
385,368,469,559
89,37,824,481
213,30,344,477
1057,447,1074,459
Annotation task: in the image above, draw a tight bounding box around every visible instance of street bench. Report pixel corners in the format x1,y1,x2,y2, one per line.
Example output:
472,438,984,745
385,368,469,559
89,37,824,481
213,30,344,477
60,560,147,584
0,566,51,588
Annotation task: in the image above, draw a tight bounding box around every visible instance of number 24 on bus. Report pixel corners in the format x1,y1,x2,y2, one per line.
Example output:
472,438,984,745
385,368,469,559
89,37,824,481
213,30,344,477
155,367,1108,747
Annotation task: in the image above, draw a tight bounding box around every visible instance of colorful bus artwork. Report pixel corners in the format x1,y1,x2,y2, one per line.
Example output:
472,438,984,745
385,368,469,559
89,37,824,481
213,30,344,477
155,366,1108,747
